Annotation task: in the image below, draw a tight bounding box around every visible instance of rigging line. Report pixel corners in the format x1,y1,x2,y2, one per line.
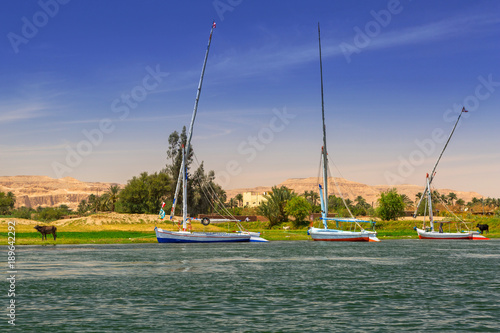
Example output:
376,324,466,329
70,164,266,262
413,108,467,217
327,163,355,220
317,151,323,188
193,171,231,223
170,21,216,220
327,163,366,231
190,154,224,213
430,184,468,230
423,196,428,228
328,157,358,203
189,155,247,232
191,153,241,224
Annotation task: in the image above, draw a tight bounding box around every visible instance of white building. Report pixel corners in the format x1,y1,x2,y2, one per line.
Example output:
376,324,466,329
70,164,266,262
241,191,267,207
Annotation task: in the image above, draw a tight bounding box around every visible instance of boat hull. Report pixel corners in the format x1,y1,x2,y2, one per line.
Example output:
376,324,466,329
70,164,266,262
155,227,251,243
236,231,269,242
416,228,489,240
308,227,380,242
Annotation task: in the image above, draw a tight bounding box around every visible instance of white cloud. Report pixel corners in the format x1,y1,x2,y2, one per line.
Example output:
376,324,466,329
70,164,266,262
0,104,48,123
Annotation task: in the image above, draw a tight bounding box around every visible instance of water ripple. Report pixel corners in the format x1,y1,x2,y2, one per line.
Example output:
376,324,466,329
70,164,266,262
11,240,500,332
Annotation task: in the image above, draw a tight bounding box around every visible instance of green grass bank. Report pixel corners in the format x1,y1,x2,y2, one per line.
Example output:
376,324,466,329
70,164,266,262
1,213,498,245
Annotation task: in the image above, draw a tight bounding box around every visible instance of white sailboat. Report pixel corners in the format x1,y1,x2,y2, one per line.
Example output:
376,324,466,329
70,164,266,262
413,108,489,240
155,22,266,243
307,24,380,243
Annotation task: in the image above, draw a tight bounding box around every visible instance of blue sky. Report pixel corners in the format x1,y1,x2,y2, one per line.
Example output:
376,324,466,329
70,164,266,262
1,0,499,197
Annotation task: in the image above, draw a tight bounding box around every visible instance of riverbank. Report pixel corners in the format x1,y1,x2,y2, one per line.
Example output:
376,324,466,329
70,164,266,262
1,213,498,245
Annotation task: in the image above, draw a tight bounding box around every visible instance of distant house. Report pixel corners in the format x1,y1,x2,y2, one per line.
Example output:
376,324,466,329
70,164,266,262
242,191,268,207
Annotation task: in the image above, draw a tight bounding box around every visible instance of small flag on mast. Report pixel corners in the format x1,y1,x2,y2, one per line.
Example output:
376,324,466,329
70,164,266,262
212,22,216,28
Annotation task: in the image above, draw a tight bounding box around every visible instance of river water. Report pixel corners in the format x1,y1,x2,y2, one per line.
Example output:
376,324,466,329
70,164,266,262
9,240,500,332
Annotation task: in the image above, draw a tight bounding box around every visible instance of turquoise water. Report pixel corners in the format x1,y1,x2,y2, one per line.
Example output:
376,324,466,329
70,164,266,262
9,240,500,332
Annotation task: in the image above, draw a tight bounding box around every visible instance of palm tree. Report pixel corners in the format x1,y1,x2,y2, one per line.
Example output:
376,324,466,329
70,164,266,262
258,186,295,228
354,196,370,210
106,185,120,212
99,193,110,211
303,190,320,207
228,198,237,209
415,192,422,205
455,198,465,211
77,199,88,215
400,194,413,208
447,192,457,206
485,197,493,208
235,193,243,207
87,194,101,213
310,191,319,207
440,194,448,204
431,190,440,205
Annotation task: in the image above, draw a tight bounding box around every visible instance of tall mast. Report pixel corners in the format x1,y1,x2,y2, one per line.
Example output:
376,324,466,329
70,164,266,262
182,145,187,230
318,23,328,216
170,21,216,220
413,107,467,217
426,175,434,231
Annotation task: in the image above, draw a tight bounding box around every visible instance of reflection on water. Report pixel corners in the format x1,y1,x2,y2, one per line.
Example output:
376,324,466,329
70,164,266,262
12,240,500,332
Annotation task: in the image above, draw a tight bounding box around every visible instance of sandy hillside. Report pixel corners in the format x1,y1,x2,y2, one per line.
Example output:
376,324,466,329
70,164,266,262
226,177,483,205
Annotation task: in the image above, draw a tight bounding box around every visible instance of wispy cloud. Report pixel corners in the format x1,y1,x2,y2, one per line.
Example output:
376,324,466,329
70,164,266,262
208,13,500,78
367,14,500,50
0,104,48,123
0,143,67,157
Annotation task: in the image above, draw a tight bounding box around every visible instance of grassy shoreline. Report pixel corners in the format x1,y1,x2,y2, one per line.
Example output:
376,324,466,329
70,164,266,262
1,214,498,245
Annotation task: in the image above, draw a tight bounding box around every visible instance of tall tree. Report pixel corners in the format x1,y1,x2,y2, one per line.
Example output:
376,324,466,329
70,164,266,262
0,191,16,215
455,198,465,210
258,186,295,228
228,198,237,209
77,199,88,215
447,192,457,206
353,195,371,216
285,196,312,228
400,194,413,208
106,185,121,212
87,194,102,213
376,188,405,221
189,162,226,216
235,193,243,207
117,172,171,214
303,190,320,207
166,127,193,199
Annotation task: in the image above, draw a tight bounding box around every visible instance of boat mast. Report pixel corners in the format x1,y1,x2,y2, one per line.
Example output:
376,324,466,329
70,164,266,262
426,175,434,231
318,22,329,216
170,21,216,220
413,107,467,217
182,145,188,231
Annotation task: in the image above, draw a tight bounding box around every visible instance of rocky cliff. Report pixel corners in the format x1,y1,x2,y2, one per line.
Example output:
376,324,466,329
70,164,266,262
226,177,483,205
0,176,121,210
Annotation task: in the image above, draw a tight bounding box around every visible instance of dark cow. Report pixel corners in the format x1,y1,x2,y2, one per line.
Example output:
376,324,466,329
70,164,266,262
34,225,57,240
476,224,489,234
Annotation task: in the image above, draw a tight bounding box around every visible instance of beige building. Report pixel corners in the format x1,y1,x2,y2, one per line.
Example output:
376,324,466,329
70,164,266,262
241,191,268,207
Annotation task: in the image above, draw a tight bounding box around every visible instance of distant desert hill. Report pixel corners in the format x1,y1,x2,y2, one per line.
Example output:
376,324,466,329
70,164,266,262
0,176,121,210
226,177,483,206
0,175,484,211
